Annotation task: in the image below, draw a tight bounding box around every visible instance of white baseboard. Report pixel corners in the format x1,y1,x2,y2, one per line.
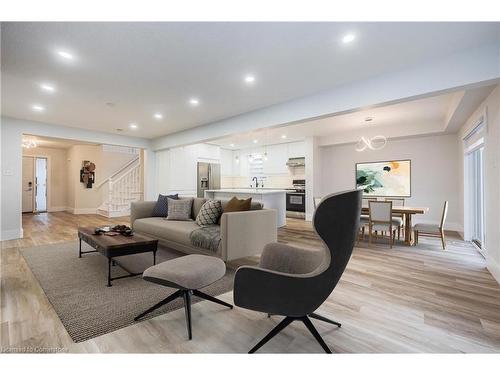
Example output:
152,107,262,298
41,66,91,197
1,228,23,241
486,255,500,286
67,208,98,215
48,206,67,212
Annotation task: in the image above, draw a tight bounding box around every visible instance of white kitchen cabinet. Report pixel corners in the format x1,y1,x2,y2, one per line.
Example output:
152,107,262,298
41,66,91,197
263,143,289,174
287,141,306,159
220,148,233,176
237,150,249,177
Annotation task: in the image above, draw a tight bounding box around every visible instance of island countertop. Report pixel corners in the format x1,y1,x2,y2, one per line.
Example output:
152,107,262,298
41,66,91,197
204,189,287,227
204,188,288,195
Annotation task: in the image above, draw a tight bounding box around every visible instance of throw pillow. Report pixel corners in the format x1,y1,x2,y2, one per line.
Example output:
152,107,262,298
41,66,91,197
223,196,252,213
151,194,178,217
196,200,223,226
166,198,193,221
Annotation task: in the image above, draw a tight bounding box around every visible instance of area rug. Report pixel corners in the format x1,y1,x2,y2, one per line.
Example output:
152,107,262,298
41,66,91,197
20,241,235,343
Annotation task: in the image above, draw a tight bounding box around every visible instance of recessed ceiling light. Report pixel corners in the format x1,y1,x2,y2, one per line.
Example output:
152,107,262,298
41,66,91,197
229,143,235,147
189,98,200,106
364,116,374,122
244,75,256,84
253,139,258,144
57,50,74,60
342,33,356,44
40,83,56,93
129,123,138,130
116,128,123,132
281,135,287,139
154,113,163,120
31,104,45,112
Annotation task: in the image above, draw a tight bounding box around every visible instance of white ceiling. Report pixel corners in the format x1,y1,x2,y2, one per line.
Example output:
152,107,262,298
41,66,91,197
2,22,499,139
209,92,456,149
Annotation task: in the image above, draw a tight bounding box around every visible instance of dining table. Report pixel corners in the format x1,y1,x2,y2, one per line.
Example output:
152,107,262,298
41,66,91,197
361,205,429,245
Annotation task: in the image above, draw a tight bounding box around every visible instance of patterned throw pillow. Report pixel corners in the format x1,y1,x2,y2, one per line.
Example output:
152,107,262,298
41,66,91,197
166,198,193,221
196,200,223,226
151,194,178,217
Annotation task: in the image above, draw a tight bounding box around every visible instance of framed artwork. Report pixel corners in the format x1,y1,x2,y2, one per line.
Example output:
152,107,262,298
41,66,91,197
355,159,411,197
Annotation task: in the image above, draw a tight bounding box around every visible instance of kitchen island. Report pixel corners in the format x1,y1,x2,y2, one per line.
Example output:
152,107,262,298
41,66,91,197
204,189,287,227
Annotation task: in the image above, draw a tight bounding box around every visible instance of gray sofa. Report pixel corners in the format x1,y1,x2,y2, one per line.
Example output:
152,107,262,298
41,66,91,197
130,197,277,261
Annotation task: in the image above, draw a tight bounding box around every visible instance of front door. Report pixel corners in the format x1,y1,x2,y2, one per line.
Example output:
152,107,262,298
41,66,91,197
22,156,34,213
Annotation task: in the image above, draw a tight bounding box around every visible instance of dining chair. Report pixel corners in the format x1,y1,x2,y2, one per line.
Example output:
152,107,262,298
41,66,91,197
384,198,405,240
413,201,449,250
358,198,377,243
368,201,402,248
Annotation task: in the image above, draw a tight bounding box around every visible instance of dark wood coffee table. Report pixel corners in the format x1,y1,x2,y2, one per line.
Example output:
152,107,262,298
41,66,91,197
78,227,158,287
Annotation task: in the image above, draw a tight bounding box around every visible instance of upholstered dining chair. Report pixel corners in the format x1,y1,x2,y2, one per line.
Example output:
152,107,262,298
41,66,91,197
233,189,362,353
358,198,377,242
383,198,405,240
413,201,449,249
368,201,402,248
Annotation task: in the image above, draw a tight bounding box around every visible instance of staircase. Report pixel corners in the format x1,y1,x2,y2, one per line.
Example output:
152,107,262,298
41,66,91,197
97,156,143,218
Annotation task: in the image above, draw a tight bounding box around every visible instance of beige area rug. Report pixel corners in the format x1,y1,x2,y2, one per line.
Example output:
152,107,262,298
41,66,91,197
21,241,235,343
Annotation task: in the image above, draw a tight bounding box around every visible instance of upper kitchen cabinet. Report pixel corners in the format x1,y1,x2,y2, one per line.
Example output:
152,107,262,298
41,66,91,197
287,141,306,159
220,148,233,176
263,143,289,174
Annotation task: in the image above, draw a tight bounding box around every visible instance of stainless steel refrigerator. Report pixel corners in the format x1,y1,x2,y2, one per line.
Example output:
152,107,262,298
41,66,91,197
197,162,221,198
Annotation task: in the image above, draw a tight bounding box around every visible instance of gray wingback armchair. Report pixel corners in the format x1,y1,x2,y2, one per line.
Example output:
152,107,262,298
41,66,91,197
233,189,362,353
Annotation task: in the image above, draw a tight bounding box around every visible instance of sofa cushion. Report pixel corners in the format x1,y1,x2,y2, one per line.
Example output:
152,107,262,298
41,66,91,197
143,254,226,290
196,200,223,226
151,194,178,217
133,217,200,246
192,198,207,219
167,198,193,221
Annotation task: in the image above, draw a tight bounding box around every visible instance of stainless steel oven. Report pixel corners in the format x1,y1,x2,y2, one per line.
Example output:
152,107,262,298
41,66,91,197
286,179,306,212
286,192,305,212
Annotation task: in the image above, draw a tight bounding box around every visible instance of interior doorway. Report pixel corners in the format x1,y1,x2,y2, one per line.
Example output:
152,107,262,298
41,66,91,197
22,156,48,213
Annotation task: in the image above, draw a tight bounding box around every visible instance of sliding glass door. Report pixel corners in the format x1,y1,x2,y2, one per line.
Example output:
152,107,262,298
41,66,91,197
466,146,485,252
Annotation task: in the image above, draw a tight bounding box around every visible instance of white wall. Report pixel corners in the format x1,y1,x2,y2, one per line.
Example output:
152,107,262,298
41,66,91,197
0,116,154,240
65,145,138,214
320,133,462,231
458,84,500,283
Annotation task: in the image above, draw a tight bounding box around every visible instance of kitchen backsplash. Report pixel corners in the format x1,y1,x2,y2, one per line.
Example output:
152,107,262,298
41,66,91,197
221,168,305,189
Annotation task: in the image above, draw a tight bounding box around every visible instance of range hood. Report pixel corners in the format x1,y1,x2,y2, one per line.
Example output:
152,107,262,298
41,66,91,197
286,157,305,167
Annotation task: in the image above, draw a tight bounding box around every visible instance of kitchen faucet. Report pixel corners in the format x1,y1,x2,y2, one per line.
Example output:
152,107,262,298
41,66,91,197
252,177,259,188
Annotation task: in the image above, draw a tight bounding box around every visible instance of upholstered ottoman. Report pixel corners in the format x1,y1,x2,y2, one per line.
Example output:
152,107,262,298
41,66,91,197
134,254,233,339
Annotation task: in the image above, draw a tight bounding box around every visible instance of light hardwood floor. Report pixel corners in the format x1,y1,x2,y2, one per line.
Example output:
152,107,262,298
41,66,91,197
1,212,500,353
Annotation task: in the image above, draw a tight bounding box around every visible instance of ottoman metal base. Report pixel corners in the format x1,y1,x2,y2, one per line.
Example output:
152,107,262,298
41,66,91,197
134,289,233,340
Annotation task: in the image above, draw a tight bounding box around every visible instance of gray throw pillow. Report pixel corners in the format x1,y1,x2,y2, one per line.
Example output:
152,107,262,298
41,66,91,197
166,198,193,221
196,200,222,226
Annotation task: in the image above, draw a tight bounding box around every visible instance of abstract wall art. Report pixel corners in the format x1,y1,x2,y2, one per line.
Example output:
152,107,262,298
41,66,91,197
355,160,411,197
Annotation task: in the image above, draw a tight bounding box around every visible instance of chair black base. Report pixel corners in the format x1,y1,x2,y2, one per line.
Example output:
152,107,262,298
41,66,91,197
134,289,233,340
251,314,340,353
